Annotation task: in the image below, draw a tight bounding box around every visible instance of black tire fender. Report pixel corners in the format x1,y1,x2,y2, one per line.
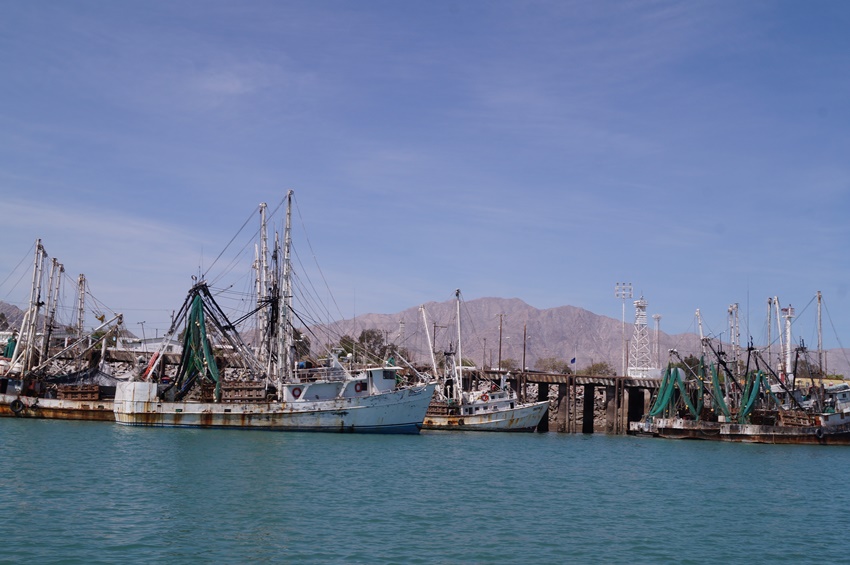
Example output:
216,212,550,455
10,398,24,415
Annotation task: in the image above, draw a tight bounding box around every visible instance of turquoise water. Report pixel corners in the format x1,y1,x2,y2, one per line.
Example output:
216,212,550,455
1,420,848,564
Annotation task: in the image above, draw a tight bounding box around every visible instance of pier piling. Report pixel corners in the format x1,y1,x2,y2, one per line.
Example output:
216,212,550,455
482,370,660,434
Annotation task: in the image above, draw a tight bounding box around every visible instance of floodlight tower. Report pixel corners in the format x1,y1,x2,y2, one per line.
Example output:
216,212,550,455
628,296,651,378
728,303,740,373
781,304,795,382
615,282,633,376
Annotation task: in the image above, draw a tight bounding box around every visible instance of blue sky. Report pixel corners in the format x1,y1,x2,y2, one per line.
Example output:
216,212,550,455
1,1,849,349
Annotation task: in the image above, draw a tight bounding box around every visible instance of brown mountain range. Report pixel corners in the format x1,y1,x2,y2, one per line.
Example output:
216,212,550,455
315,296,850,378
319,296,699,373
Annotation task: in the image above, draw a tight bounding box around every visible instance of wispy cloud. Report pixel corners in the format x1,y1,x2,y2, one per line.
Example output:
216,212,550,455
0,199,215,327
2,1,850,348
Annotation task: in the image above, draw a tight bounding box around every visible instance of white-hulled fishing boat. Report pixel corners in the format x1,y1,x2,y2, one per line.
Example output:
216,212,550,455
420,291,548,432
114,364,435,433
114,191,436,433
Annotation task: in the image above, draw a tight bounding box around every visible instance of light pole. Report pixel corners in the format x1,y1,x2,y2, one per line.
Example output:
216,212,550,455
521,324,528,371
615,282,632,377
652,314,662,369
138,321,147,353
521,325,528,403
497,313,505,372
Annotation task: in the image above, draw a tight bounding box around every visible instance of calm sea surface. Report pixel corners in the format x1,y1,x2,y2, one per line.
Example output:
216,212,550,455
1,420,848,564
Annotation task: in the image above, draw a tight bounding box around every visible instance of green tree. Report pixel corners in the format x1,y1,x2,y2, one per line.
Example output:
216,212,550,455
499,358,519,371
535,357,572,374
336,329,392,363
337,335,357,357
358,328,387,362
672,354,701,378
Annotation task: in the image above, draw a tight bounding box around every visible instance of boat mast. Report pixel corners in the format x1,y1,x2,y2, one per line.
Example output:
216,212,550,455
11,239,47,375
773,297,782,372
766,297,772,372
454,289,462,402
521,323,527,402
40,258,63,364
257,203,269,366
260,203,269,297
276,190,295,391
75,274,86,370
254,243,263,361
817,291,825,377
76,274,86,340
420,305,438,375
254,202,271,366
782,303,794,383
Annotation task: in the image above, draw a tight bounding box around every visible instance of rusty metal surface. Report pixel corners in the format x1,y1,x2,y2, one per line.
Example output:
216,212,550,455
113,381,437,433
422,401,547,432
0,394,114,421
654,417,850,445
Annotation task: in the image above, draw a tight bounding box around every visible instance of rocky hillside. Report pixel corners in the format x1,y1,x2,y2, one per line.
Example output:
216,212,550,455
314,296,850,378
316,296,704,373
0,302,24,330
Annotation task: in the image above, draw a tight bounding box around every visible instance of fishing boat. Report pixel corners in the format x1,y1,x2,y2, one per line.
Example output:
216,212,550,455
1,367,122,421
0,239,126,421
644,366,850,445
419,290,548,432
114,191,436,433
631,294,850,445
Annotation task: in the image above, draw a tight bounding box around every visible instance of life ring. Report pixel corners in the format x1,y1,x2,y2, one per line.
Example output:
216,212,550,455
292,387,302,399
354,382,365,393
816,427,824,439
10,399,24,415
481,394,489,402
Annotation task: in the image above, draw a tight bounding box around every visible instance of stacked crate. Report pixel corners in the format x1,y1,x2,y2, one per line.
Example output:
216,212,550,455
57,384,100,401
221,381,267,403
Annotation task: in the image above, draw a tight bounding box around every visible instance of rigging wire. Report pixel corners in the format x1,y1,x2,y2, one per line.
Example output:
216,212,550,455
2,260,39,307
292,195,347,329
0,241,37,301
202,205,261,281
822,297,850,374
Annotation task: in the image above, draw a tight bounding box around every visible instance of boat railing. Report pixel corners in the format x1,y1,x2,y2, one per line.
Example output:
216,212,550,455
294,366,349,382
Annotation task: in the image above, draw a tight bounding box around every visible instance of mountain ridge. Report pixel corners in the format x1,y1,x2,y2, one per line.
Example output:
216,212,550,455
317,296,850,377
321,295,696,372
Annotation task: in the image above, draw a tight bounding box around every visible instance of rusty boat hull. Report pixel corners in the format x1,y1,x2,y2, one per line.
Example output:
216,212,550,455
0,393,114,421
653,417,850,445
113,381,437,434
422,400,548,432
